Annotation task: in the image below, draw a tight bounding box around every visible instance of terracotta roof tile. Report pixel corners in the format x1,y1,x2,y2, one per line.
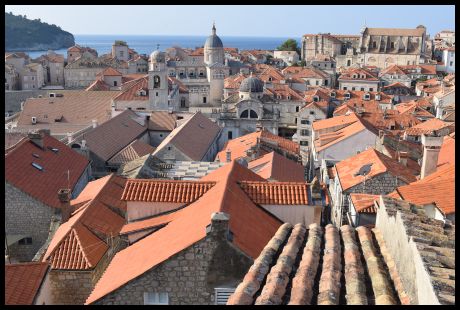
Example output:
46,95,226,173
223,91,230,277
239,181,309,205
248,152,305,182
349,193,379,213
121,179,215,202
107,139,155,166
148,111,177,131
153,112,221,161
120,211,179,235
437,135,455,168
338,67,379,81
85,79,111,91
113,76,149,101
43,175,127,270
5,262,49,305
97,67,122,76
392,163,455,215
405,118,454,136
86,161,282,304
5,134,89,209
335,148,417,191
82,109,148,162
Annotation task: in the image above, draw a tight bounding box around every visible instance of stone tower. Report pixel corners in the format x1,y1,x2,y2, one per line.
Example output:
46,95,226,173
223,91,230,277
148,49,169,110
204,23,227,105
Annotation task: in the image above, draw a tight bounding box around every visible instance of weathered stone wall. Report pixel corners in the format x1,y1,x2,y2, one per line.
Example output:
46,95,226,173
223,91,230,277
48,270,93,304
93,217,253,305
345,172,409,197
5,182,57,262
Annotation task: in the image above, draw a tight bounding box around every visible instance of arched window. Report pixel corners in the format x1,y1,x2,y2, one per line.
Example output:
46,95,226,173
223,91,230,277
153,75,160,88
71,143,81,149
240,110,249,118
250,110,258,119
240,109,258,119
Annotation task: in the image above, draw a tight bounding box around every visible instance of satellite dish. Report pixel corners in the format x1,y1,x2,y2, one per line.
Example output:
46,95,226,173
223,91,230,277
354,163,373,177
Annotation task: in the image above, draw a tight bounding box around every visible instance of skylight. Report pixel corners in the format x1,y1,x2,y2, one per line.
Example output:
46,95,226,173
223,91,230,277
32,162,44,171
32,153,40,158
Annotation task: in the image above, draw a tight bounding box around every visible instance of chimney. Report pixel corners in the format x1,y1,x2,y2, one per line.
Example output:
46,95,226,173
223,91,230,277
397,151,408,167
28,131,45,149
81,139,87,148
310,176,322,204
420,133,443,179
226,149,232,163
92,119,98,128
206,212,231,241
58,188,72,223
67,132,72,144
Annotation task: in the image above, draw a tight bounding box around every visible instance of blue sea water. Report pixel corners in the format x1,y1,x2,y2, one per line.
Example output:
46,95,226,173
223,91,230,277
24,34,301,59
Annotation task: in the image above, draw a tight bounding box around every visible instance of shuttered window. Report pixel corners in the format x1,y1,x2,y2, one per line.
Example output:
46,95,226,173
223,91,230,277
214,288,235,305
143,292,168,305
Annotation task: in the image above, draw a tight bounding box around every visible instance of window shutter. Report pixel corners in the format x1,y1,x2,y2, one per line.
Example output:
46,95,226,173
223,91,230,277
214,288,236,305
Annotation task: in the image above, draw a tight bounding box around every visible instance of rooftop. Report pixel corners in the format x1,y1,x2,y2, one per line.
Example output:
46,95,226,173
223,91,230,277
5,262,49,305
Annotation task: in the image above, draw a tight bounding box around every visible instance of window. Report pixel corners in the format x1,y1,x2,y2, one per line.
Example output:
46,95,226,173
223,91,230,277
18,237,32,245
144,292,168,305
153,75,160,88
203,97,207,104
296,106,300,112
309,111,315,115
391,42,395,49
167,146,172,151
228,131,233,139
300,141,309,146
361,88,364,91
156,92,159,97
215,288,235,305
352,87,355,91
373,41,377,48
369,88,373,92
301,129,310,136
181,97,186,108
301,119,310,125
343,87,347,90
313,96,319,102
450,61,453,66
315,80,319,85
113,81,118,87
325,80,328,86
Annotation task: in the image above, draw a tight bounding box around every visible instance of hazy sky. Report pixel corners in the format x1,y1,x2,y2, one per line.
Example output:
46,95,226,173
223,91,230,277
5,5,455,37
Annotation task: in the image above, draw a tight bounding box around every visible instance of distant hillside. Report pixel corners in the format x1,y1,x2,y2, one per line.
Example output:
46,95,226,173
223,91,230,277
5,12,75,51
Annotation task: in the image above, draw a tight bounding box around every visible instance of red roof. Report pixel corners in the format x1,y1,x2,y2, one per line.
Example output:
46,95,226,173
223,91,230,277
239,181,309,205
5,262,49,305
86,161,282,304
437,135,455,168
5,134,90,209
335,148,417,191
121,179,216,202
392,164,455,215
97,67,122,77
43,175,127,270
216,130,299,162
248,151,305,182
349,193,379,213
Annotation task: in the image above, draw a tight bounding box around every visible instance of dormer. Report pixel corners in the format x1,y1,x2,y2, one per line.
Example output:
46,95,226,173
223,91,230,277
330,91,336,98
136,89,147,96
313,95,320,102
344,92,351,100
375,93,381,101
353,74,357,79
363,92,371,100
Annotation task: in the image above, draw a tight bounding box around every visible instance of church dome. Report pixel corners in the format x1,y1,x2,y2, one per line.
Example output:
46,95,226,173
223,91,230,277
204,23,223,48
150,50,164,63
239,76,264,93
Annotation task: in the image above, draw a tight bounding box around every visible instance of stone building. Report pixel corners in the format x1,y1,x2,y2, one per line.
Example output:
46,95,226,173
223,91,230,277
338,67,380,92
358,26,430,68
41,174,127,304
228,195,455,305
64,55,128,89
273,50,299,66
328,148,417,227
35,51,65,87
67,45,98,64
21,63,45,90
111,40,130,62
127,54,148,74
301,33,361,65
5,63,19,90
379,64,437,88
5,131,90,262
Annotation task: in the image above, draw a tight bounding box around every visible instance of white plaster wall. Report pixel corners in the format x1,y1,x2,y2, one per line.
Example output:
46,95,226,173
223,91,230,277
127,201,184,222
34,270,52,305
260,204,321,226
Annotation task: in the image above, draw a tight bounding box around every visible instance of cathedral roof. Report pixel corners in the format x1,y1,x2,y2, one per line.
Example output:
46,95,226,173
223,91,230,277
240,76,264,93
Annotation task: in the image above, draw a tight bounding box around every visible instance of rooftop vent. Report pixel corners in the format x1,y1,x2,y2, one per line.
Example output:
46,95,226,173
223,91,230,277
32,162,43,171
31,116,37,124
49,93,56,98
32,153,40,158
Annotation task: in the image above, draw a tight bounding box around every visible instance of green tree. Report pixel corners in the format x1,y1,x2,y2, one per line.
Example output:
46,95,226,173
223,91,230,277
277,39,300,55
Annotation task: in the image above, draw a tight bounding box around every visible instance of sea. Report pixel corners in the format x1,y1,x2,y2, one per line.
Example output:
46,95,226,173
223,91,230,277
23,34,301,59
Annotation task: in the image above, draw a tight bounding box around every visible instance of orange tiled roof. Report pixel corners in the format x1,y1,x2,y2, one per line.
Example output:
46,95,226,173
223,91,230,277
239,181,309,205
120,211,179,235
216,130,300,162
437,135,455,168
86,79,111,91
349,193,379,213
107,139,155,166
97,67,122,77
5,134,89,209
265,83,304,101
43,175,127,270
392,163,455,215
338,67,379,81
113,76,149,101
312,112,359,131
314,120,371,152
121,179,216,202
148,111,177,131
404,118,454,136
5,262,49,305
335,148,417,191
248,151,305,182
86,161,282,304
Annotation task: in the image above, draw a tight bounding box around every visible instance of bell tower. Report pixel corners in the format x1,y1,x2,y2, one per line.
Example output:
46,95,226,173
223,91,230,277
148,47,169,111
